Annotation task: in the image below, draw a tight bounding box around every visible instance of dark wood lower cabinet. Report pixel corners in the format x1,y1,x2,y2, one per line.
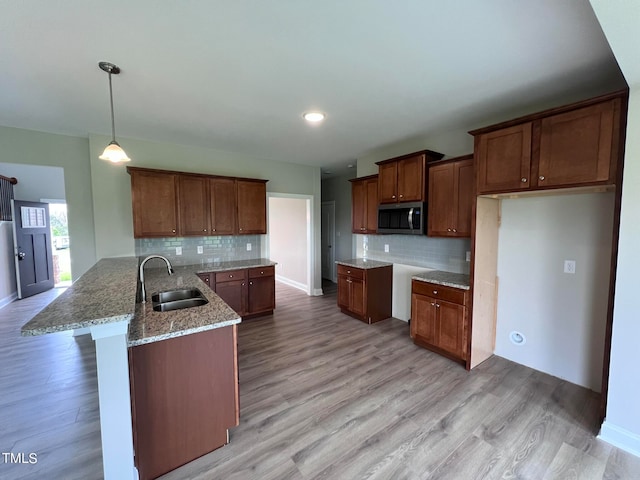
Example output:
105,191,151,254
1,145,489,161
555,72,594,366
411,280,470,367
198,266,275,319
129,325,239,480
337,264,392,324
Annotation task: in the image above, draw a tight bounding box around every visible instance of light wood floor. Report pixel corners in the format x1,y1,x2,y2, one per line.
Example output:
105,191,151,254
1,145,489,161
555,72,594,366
1,283,639,479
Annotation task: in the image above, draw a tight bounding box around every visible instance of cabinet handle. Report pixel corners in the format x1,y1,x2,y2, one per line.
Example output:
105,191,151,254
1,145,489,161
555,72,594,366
452,229,457,233
430,302,436,306
239,228,243,231
436,304,440,308
172,229,176,233
347,270,351,273
212,228,216,232
539,175,545,181
392,195,396,199
203,229,207,232
260,271,264,274
250,281,253,285
204,278,209,282
447,228,452,232
242,282,245,286
229,274,233,278
399,194,403,198
521,178,527,183
433,290,438,295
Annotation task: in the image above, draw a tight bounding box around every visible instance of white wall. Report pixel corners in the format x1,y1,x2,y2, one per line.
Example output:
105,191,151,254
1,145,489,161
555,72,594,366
0,163,65,202
495,193,614,391
268,196,309,291
589,0,640,456
0,222,17,307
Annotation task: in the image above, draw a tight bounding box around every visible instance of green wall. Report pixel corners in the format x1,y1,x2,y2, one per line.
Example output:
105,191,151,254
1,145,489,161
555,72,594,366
0,126,95,279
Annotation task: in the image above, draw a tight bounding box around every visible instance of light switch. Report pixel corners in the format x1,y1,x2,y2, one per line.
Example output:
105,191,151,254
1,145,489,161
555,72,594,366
246,243,252,251
197,246,203,254
384,244,389,253
176,246,182,255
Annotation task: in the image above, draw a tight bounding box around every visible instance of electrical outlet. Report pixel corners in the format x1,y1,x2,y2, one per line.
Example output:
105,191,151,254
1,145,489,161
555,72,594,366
197,246,203,254
466,251,471,262
246,243,252,251
564,260,576,274
384,244,389,253
175,246,182,256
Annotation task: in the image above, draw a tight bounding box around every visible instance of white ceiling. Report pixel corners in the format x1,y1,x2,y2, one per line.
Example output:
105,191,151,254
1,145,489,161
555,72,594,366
0,1,626,174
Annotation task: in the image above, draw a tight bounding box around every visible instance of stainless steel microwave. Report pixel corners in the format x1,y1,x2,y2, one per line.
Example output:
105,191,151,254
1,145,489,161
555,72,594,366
377,201,426,234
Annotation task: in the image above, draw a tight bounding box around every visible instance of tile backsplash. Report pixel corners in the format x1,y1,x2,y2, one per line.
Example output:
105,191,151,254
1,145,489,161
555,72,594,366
135,235,263,266
355,234,471,274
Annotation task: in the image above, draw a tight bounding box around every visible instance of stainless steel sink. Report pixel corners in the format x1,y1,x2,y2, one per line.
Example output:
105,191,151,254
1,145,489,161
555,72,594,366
151,288,209,312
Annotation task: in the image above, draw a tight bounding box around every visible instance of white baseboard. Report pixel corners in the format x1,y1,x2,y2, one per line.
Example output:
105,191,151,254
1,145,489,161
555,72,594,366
275,275,309,294
312,288,324,296
0,292,17,310
599,421,640,457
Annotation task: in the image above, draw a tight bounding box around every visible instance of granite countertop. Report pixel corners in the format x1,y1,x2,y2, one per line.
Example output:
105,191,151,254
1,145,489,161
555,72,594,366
129,265,240,347
21,257,139,336
195,258,276,273
20,256,258,346
336,258,393,269
412,270,470,290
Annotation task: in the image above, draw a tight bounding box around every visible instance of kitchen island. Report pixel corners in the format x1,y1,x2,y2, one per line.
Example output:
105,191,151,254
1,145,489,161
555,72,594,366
20,256,258,480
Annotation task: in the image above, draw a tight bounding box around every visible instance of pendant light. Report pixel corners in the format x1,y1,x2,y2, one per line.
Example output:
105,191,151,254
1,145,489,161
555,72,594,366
98,61,131,163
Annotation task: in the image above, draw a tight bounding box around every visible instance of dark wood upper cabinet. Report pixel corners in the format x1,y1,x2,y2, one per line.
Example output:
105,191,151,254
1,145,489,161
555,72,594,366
130,170,178,238
178,175,210,236
476,123,532,193
428,155,474,238
472,92,624,195
128,167,267,238
237,180,267,234
537,100,617,187
376,150,444,204
350,175,378,234
210,178,236,235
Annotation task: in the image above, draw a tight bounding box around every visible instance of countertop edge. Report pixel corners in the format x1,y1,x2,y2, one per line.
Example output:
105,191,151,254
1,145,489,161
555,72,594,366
127,317,241,347
22,313,135,336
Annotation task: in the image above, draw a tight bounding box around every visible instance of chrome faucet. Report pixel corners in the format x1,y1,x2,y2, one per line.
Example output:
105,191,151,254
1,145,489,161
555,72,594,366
139,255,174,303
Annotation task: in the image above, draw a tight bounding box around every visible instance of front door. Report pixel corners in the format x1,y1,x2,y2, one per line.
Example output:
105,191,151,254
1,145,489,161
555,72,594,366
11,200,54,299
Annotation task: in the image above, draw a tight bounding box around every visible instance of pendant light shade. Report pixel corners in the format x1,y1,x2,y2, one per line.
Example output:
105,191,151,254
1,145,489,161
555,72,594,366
98,61,131,163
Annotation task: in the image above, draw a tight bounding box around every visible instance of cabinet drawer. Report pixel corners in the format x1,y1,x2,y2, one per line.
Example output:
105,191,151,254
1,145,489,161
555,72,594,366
197,273,212,287
215,269,248,283
248,266,275,279
337,264,365,280
412,280,466,305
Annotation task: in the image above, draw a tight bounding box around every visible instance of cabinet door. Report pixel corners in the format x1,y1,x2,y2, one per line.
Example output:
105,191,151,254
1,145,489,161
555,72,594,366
436,300,466,359
477,123,532,194
538,100,617,187
215,279,246,316
178,175,210,236
378,162,398,203
349,277,366,317
427,163,454,236
453,159,474,237
351,180,367,233
411,293,437,345
397,155,425,202
131,171,178,238
237,180,267,234
248,275,275,315
210,178,236,235
337,275,350,309
365,178,378,233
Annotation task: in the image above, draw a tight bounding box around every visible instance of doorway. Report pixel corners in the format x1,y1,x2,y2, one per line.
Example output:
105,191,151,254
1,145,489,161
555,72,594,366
46,201,72,287
321,201,336,283
267,194,312,294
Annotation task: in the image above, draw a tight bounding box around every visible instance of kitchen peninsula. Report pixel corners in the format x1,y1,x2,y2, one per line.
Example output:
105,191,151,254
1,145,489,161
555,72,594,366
19,256,269,480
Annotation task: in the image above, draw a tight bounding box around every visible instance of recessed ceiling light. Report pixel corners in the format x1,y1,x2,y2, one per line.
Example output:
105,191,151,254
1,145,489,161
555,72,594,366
303,111,325,123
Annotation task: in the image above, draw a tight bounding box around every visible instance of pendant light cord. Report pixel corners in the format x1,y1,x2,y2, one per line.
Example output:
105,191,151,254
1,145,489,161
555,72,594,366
108,72,116,142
